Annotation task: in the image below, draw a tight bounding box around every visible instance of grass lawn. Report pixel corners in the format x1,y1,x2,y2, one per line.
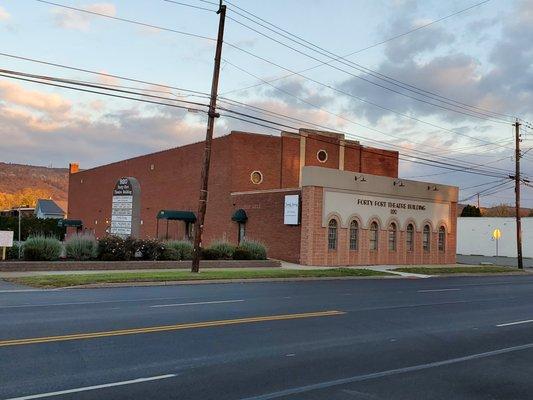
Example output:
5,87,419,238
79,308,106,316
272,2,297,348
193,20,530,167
393,266,524,274
8,268,392,288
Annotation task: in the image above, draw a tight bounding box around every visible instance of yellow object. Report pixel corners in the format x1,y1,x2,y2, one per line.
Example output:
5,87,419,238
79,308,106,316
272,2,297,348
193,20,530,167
492,229,502,240
0,310,345,347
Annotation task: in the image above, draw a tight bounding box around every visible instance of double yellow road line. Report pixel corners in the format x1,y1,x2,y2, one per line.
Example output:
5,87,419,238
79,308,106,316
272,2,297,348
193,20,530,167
0,310,345,347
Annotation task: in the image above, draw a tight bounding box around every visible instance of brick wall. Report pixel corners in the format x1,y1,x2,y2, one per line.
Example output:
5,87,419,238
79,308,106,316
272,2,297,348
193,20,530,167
232,190,301,263
300,186,457,266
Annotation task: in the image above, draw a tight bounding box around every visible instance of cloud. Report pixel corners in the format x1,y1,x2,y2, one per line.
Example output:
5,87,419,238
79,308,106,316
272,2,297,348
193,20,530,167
0,6,10,22
337,0,533,128
260,78,334,109
0,80,72,114
52,3,116,31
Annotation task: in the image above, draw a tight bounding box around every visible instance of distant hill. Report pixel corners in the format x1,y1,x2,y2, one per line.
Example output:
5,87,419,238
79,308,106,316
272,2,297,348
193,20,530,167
0,162,68,212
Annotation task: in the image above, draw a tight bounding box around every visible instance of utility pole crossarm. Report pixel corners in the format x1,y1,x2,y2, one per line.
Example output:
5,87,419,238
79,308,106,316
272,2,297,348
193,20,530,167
191,1,226,273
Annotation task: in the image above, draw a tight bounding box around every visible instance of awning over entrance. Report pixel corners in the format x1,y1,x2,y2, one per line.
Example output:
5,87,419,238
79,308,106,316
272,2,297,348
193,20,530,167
231,208,248,222
57,219,83,228
157,210,197,222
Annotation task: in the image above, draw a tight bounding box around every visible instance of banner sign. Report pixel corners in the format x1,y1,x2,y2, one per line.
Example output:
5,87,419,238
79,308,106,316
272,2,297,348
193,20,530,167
284,194,300,225
110,177,141,238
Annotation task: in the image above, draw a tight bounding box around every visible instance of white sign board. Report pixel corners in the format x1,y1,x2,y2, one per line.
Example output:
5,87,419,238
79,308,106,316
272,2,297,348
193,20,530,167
284,195,300,225
110,177,141,238
0,231,14,247
323,189,450,230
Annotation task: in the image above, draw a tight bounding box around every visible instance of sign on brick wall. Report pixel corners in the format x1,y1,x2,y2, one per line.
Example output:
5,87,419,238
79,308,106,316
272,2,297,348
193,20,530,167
110,177,141,238
284,194,300,225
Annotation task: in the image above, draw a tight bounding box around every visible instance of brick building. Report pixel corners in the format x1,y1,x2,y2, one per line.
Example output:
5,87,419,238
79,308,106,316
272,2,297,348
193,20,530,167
68,129,458,266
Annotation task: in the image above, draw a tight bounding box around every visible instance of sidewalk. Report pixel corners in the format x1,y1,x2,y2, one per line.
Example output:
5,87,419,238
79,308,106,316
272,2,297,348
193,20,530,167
279,261,430,278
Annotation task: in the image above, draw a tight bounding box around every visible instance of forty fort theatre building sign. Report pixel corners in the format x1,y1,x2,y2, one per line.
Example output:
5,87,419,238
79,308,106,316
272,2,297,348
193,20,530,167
67,129,457,266
110,177,141,238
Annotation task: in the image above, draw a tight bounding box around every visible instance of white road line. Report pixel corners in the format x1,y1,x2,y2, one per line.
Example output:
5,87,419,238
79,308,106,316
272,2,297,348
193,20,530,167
239,341,533,400
0,289,62,293
0,296,190,309
417,288,461,293
497,319,533,327
3,374,177,400
150,299,244,308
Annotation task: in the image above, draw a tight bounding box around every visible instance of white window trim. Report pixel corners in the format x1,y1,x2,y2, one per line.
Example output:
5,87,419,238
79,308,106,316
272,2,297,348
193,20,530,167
250,170,263,185
316,149,328,163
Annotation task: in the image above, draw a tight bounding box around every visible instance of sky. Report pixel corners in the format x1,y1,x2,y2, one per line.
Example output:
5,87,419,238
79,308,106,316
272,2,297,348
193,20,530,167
0,0,533,207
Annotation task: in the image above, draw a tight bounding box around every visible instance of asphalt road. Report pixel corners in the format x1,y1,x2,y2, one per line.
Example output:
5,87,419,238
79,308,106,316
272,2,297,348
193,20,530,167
2,276,533,399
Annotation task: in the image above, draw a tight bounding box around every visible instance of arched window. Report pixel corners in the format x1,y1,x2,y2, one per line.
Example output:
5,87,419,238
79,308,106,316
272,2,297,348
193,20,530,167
349,220,359,251
328,219,338,250
423,224,431,252
370,221,379,251
438,226,446,252
388,222,397,251
406,223,414,252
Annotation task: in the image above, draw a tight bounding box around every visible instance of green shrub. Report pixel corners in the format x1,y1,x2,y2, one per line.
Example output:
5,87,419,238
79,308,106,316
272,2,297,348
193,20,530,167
159,246,180,261
205,240,236,260
97,236,128,261
201,248,219,260
165,240,193,260
235,240,267,260
137,238,165,260
65,233,97,260
23,235,62,261
6,243,20,260
233,247,253,260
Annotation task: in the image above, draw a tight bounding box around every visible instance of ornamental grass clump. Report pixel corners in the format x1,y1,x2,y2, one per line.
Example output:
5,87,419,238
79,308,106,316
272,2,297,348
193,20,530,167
23,235,62,261
65,233,98,260
165,240,193,260
203,240,236,260
234,239,267,260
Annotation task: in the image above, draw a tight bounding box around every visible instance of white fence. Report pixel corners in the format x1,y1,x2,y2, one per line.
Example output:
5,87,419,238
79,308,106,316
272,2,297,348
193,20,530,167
457,217,533,257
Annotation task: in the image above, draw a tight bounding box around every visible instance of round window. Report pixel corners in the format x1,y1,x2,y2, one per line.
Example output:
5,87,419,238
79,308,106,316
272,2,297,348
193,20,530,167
317,149,328,163
250,171,263,184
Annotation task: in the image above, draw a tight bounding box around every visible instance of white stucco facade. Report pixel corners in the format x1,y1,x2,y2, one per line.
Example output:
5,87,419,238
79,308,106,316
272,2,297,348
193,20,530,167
457,217,533,257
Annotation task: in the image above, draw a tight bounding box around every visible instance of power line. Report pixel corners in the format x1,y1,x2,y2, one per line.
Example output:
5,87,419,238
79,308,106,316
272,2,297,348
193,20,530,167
460,178,508,190
35,0,216,41
220,111,512,179
160,0,217,12
220,0,514,123
0,51,211,97
222,17,510,125
0,68,210,109
0,72,209,114
0,66,516,179
221,58,518,160
220,0,504,121
217,96,517,175
33,0,517,150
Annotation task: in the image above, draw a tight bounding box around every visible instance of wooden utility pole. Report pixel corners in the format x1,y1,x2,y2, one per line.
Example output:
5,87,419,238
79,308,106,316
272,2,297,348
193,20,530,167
514,120,523,269
476,193,480,209
191,1,226,273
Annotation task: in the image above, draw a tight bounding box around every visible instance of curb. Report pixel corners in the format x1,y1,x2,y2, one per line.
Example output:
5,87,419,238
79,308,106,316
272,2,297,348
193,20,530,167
10,275,404,290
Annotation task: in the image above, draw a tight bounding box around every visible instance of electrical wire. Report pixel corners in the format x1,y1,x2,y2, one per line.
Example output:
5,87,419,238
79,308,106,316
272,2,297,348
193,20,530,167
35,0,216,41
220,1,513,123
221,58,517,156
0,67,517,179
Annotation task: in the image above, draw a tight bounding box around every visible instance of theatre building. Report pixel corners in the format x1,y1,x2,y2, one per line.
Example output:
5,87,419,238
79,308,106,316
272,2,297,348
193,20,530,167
67,129,458,266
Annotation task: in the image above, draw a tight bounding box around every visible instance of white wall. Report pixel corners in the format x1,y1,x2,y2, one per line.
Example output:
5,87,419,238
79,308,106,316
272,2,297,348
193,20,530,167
457,217,533,257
